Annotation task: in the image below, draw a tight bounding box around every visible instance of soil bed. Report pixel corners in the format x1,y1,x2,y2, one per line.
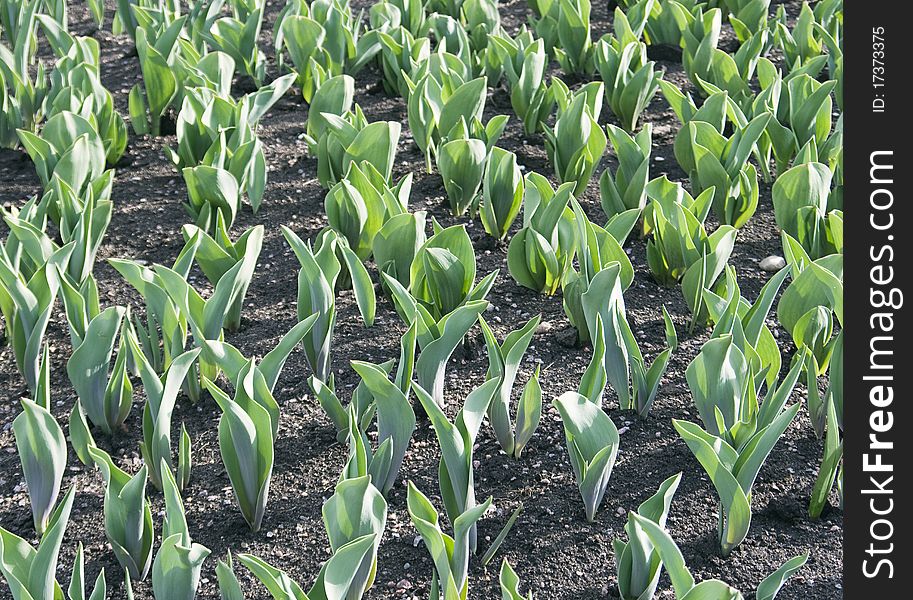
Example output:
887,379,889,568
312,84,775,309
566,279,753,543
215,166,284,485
0,1,842,599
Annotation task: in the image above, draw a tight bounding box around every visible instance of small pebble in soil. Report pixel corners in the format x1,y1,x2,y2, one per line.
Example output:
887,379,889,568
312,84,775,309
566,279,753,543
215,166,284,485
759,255,787,272
397,579,412,590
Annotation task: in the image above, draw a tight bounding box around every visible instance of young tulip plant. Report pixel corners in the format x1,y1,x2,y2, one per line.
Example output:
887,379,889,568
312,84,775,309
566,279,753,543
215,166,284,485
643,176,715,285
561,197,637,345
581,267,674,419
725,0,772,42
314,473,387,599
686,113,770,229
152,243,261,401
181,157,246,233
680,225,738,331
66,305,134,435
366,0,425,48
5,185,111,299
594,37,662,133
127,332,201,490
562,0,598,73
1,198,49,279
303,73,355,152
480,147,524,240
702,265,792,392
692,27,769,112
0,0,44,149
230,536,380,599
348,355,417,495
552,391,620,522
507,174,578,296
408,74,507,174
777,251,843,435
13,393,66,535
151,462,211,600
608,0,653,47
43,33,128,165
373,209,427,289
0,240,70,395
18,111,111,209
543,86,607,195
418,14,476,82
640,0,696,48
599,124,652,222
274,0,356,101
480,315,542,457
316,107,401,188
463,0,502,50
108,240,198,378
0,488,77,599
316,318,412,449
774,73,837,170
776,245,842,355
167,73,295,212
678,5,722,91
772,160,842,260
686,330,803,449
629,512,808,599
499,37,554,135
528,0,559,47
180,222,264,333
810,360,843,519
206,6,266,86
435,135,487,216
375,25,431,98
203,367,278,533
676,337,803,555
614,473,682,600
282,226,376,381
127,26,180,137
409,222,498,322
325,160,411,262
772,1,827,70
384,272,489,408
407,481,494,600
414,378,500,554
89,447,154,581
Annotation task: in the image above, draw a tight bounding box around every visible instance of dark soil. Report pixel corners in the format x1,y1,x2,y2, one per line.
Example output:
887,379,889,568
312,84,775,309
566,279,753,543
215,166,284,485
0,1,842,599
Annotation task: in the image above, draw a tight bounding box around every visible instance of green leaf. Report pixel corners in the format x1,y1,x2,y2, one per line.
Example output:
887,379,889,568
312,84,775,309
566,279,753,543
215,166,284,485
514,366,542,459
499,559,532,600
481,147,524,240
552,392,619,521
208,379,275,532
350,361,416,495
89,447,154,580
415,301,487,406
438,138,486,216
13,398,67,534
216,554,246,600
